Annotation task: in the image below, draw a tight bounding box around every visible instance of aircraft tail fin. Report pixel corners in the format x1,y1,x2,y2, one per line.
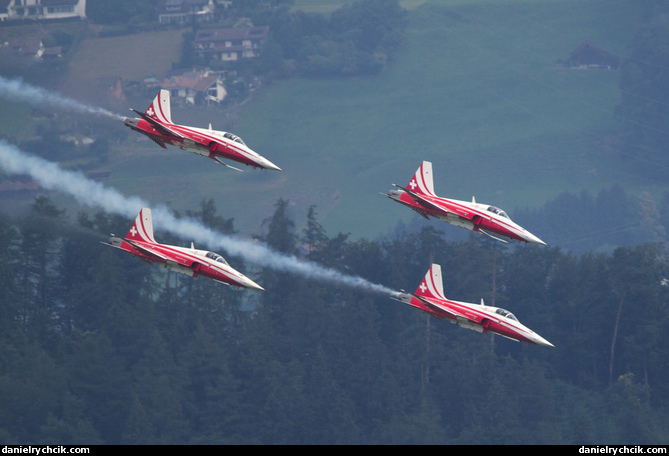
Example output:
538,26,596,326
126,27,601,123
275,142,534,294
145,89,172,124
407,161,436,197
415,263,447,301
125,208,156,244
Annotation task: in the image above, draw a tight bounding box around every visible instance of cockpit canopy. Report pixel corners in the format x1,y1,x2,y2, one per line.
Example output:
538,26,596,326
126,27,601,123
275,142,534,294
206,251,229,265
495,308,518,321
487,206,509,219
223,132,246,146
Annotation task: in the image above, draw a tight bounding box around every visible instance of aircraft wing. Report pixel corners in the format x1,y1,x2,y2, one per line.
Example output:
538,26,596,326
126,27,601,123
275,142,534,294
131,109,185,140
409,293,471,320
393,184,459,218
122,237,170,262
148,136,167,149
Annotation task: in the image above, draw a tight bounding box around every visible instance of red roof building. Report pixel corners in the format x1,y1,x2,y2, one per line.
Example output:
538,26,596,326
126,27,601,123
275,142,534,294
194,26,269,61
161,69,227,105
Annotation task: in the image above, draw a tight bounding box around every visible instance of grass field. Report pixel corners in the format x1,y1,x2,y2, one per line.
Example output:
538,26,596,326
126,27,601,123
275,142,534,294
4,0,661,245
67,29,185,81
223,0,651,238
0,101,36,142
292,0,427,13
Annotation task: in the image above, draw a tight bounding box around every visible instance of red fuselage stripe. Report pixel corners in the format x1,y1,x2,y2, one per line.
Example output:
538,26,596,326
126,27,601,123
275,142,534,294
416,297,532,343
130,240,245,284
403,193,523,240
138,118,263,167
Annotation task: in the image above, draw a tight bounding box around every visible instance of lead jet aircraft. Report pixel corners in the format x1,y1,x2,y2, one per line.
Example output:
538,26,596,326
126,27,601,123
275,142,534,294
386,161,546,244
102,208,264,290
393,264,553,347
123,89,281,171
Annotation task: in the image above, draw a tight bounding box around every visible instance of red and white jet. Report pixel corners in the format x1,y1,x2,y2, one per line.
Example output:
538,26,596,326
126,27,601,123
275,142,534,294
123,89,281,172
103,208,264,290
393,264,553,347
387,161,546,244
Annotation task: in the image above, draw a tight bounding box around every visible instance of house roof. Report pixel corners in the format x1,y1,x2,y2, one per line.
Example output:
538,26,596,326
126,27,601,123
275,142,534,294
162,0,212,14
41,0,80,5
12,37,42,55
194,26,269,44
42,46,63,57
569,40,620,68
162,70,219,92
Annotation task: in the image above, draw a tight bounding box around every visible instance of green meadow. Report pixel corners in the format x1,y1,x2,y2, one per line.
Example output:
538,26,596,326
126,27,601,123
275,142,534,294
0,102,34,141
67,29,185,81
223,0,650,237
4,0,657,241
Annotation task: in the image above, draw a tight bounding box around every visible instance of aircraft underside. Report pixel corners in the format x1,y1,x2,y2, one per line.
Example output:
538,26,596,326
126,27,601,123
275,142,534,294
453,316,485,333
438,213,476,231
164,260,197,277
178,141,209,156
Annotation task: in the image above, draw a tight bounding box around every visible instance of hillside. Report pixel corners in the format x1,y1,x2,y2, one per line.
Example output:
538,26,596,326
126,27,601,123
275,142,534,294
230,0,647,239
2,1,669,445
2,0,652,246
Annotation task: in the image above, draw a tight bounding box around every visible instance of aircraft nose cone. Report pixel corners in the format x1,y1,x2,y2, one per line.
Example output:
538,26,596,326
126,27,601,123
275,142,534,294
240,276,265,291
531,333,554,347
261,158,282,171
247,150,281,171
524,231,547,246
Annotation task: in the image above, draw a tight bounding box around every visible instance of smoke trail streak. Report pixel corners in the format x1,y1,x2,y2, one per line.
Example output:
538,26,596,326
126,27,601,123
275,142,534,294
0,140,398,296
0,76,124,121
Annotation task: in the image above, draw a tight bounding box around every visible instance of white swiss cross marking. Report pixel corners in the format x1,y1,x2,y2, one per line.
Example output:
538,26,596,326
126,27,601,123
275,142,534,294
419,282,427,293
130,226,138,237
146,107,154,117
409,179,418,190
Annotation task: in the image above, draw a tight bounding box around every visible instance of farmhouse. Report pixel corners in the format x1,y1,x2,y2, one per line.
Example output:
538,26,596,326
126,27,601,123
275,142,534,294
37,44,62,60
0,0,86,21
10,36,42,55
159,0,217,25
567,40,620,70
193,26,269,61
161,69,227,105
5,36,59,60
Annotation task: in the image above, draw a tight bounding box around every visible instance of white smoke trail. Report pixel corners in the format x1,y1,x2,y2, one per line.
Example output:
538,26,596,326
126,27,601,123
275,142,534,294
0,76,124,121
0,140,397,296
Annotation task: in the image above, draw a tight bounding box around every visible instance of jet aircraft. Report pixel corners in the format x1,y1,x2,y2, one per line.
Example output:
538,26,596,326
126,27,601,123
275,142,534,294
102,208,264,290
393,264,553,347
123,89,281,171
386,161,546,244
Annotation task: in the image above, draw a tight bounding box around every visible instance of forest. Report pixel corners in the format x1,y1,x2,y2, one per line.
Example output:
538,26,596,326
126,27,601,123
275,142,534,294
0,196,668,444
3,0,669,446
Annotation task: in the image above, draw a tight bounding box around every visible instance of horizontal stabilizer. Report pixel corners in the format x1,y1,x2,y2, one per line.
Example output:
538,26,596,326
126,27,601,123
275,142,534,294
149,136,167,149
408,292,465,320
412,207,431,220
393,184,452,216
121,237,169,261
100,239,123,249
131,108,184,140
